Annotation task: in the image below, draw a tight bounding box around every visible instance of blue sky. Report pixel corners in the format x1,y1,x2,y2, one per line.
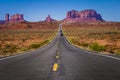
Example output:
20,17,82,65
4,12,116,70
0,0,120,22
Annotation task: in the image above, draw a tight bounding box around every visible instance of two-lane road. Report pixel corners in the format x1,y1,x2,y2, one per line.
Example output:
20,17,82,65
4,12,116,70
0,27,120,80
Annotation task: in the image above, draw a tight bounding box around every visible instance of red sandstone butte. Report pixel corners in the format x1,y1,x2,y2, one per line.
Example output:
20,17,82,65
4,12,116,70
10,14,24,22
64,9,104,22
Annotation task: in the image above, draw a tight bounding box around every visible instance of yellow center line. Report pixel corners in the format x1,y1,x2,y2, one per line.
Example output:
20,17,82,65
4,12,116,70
56,55,59,59
53,63,59,72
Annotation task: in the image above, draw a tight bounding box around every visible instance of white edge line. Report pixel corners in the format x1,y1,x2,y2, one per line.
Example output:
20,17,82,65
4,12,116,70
87,52,120,61
64,37,120,61
0,53,26,61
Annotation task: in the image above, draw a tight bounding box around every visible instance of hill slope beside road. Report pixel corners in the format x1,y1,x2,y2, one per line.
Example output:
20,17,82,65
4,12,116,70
0,26,120,80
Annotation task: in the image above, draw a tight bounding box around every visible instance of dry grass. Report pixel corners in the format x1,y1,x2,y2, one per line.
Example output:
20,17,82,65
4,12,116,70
0,29,57,57
63,22,120,55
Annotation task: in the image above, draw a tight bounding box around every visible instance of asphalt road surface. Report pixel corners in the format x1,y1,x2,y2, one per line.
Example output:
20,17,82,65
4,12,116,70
0,26,120,80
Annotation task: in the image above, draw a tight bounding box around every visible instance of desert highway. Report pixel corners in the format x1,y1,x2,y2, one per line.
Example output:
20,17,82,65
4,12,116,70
0,26,120,80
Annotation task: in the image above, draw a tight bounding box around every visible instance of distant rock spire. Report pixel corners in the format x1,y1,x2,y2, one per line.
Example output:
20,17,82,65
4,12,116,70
45,15,51,22
5,14,9,22
45,15,56,22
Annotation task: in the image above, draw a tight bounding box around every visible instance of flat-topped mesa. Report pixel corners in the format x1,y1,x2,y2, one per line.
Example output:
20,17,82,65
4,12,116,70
45,15,56,22
5,14,25,23
10,14,24,22
65,9,104,22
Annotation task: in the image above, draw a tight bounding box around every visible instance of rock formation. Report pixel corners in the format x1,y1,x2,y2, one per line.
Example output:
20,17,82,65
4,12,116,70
10,14,24,22
45,15,56,22
5,14,9,22
64,9,104,22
